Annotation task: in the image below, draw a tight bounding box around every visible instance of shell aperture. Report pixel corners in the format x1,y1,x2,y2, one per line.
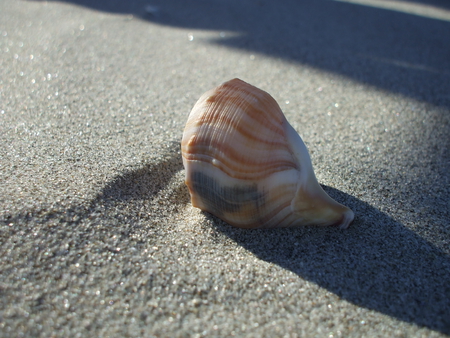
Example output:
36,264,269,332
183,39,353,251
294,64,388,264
181,78,354,229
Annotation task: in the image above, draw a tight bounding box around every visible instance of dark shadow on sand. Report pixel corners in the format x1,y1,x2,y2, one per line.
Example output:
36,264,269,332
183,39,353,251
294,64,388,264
2,141,187,230
31,0,450,108
4,138,448,333
19,0,450,333
97,142,185,205
203,185,450,334
86,141,449,336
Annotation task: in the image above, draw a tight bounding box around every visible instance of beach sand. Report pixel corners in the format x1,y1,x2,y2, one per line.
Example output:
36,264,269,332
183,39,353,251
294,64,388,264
1,0,449,336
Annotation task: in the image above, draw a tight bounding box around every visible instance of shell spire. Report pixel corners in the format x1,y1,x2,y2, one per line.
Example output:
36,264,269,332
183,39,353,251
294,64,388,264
181,78,354,229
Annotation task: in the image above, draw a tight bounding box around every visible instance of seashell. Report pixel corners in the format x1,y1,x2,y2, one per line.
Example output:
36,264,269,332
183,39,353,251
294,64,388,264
181,78,354,229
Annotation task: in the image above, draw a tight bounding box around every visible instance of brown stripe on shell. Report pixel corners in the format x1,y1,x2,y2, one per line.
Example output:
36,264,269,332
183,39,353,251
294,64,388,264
209,78,285,126
184,139,297,170
181,78,355,229
222,181,297,228
254,184,297,228
195,79,287,142
182,154,297,183
182,81,299,180
196,108,287,148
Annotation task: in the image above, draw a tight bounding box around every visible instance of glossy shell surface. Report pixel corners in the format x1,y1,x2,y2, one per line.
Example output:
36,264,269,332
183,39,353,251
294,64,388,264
181,78,354,229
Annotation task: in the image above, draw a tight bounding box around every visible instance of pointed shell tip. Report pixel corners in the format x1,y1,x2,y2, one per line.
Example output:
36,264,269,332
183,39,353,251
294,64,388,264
338,209,355,229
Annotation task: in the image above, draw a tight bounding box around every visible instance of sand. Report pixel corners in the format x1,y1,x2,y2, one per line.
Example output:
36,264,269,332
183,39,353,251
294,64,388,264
1,0,449,336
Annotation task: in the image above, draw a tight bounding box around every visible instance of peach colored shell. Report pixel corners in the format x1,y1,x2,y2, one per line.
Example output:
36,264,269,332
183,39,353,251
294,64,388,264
181,78,354,229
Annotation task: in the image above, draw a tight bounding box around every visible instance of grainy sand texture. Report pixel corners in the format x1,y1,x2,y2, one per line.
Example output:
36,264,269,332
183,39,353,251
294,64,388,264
1,0,450,337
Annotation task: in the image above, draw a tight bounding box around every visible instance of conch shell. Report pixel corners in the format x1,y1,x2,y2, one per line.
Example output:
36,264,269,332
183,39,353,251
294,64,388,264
181,78,354,229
